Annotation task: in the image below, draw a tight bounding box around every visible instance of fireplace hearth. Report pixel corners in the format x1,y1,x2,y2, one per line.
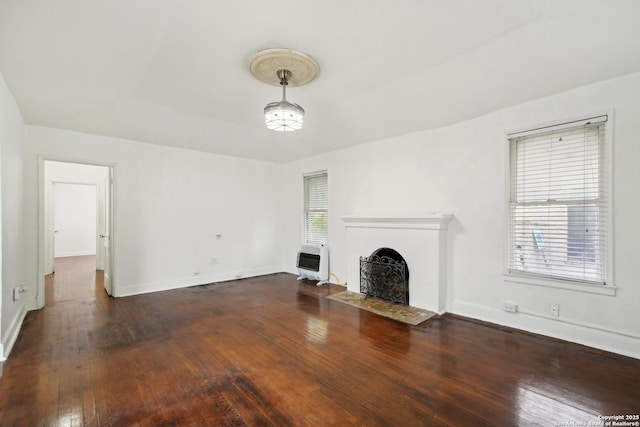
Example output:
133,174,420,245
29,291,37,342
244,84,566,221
360,247,409,305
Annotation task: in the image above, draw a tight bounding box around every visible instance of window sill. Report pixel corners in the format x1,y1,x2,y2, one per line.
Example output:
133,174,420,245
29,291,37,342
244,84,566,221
502,272,617,296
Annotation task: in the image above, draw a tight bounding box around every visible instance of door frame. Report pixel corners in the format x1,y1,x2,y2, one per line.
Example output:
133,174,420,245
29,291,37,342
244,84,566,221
37,156,117,308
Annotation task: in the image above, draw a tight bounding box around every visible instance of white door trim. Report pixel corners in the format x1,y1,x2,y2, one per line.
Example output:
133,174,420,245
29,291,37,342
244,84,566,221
37,156,117,308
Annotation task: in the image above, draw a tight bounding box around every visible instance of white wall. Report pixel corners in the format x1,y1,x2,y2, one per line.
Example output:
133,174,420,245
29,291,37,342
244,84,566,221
53,183,96,257
24,126,284,300
280,71,640,359
0,73,26,360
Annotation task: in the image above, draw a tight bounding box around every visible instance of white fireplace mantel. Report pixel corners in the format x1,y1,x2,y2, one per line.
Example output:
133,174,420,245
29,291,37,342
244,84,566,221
341,212,454,313
340,213,453,230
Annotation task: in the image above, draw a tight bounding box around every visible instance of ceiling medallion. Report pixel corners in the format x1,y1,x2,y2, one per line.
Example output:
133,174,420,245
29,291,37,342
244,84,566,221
249,48,319,132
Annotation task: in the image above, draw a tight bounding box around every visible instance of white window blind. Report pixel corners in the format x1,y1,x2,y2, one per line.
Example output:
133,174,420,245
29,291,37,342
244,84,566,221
304,171,328,245
508,116,608,285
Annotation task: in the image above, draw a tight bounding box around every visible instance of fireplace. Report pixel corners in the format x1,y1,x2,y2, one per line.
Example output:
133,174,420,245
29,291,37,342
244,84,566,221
341,213,453,313
360,248,409,305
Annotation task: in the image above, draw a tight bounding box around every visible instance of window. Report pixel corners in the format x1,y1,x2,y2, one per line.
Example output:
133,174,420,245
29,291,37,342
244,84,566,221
304,171,328,245
507,115,608,285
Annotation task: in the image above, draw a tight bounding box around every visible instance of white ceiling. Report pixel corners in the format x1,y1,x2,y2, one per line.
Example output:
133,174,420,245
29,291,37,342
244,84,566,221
1,0,639,163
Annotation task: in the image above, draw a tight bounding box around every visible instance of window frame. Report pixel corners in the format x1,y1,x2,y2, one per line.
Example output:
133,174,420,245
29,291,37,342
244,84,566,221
302,170,329,246
503,113,616,296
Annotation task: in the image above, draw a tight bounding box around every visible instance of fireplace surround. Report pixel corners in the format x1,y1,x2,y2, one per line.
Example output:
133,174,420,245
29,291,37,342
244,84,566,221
341,213,453,313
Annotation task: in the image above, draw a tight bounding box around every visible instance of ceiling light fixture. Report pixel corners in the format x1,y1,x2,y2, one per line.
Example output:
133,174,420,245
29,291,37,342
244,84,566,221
249,48,319,132
264,69,304,132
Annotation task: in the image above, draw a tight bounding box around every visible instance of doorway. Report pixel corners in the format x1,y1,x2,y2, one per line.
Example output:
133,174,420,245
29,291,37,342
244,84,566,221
53,182,97,261
39,160,114,307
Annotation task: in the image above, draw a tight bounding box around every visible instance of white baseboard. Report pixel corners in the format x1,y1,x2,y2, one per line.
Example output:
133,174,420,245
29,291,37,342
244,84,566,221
55,251,96,258
25,298,39,312
449,300,640,360
283,264,298,275
1,301,28,361
115,265,285,298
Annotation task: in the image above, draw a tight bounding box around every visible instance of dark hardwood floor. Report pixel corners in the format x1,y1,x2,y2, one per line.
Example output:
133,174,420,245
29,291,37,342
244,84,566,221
1,256,638,426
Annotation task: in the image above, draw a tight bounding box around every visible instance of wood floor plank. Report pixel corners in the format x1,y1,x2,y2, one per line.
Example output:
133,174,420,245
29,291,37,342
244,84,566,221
1,255,638,426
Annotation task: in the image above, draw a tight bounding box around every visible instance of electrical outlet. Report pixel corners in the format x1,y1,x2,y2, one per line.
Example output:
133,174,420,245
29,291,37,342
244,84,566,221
193,271,201,277
549,303,559,317
502,302,518,313
211,257,219,265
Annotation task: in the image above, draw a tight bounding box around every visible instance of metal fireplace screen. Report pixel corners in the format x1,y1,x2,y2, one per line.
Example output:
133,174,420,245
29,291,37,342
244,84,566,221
360,252,409,305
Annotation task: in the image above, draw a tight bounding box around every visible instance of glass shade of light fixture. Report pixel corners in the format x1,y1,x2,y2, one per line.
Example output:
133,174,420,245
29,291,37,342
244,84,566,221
264,69,304,132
